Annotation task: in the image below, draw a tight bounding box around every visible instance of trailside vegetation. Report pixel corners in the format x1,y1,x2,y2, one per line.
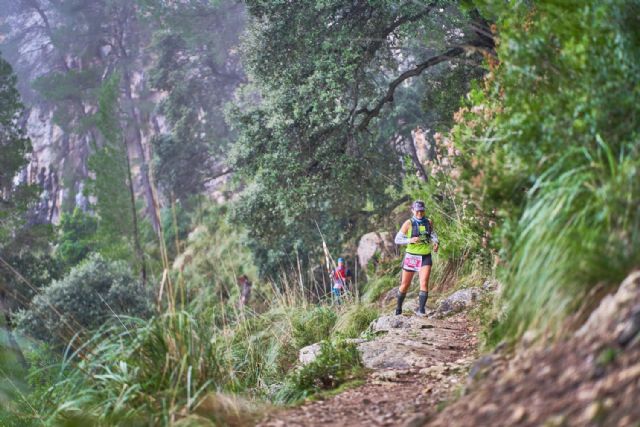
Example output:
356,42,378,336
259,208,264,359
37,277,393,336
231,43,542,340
450,0,640,342
0,0,638,424
229,0,492,274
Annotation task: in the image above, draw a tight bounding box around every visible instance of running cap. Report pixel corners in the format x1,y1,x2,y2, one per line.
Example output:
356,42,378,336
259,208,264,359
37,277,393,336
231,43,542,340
412,200,426,211
337,257,344,263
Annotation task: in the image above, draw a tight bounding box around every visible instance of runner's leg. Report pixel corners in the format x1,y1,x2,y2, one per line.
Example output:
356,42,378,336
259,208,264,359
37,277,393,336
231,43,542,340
396,270,414,314
400,270,414,293
417,265,431,313
418,265,431,292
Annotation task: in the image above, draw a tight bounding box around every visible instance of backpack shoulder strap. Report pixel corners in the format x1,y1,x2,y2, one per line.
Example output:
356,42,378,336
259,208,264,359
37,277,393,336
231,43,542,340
410,217,419,237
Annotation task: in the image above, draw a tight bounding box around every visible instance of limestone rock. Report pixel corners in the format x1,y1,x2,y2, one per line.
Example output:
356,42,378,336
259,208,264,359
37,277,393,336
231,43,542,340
298,343,322,365
358,316,469,370
357,232,397,269
372,369,409,381
436,288,482,317
411,128,431,166
369,315,414,333
467,355,495,383
576,271,640,339
617,304,640,347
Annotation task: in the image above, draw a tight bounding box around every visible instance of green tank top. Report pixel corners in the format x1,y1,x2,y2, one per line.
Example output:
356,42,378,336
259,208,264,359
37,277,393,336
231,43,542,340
406,223,431,255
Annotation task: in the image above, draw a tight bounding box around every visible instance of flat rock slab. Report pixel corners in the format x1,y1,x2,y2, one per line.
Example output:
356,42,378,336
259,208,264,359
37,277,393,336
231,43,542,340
360,315,472,370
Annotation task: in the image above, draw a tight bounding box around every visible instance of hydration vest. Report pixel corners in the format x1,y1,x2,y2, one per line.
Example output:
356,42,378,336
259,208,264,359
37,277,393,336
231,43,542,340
410,217,432,240
406,217,432,255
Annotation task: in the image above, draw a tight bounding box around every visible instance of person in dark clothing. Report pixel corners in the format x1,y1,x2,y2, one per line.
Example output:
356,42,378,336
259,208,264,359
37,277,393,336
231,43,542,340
237,275,252,307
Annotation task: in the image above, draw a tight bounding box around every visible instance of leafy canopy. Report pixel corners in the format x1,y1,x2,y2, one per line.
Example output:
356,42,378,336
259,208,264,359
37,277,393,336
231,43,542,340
230,0,487,273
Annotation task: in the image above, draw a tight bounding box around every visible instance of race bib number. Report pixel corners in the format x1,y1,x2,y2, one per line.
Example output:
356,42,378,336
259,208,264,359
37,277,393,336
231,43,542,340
403,253,422,271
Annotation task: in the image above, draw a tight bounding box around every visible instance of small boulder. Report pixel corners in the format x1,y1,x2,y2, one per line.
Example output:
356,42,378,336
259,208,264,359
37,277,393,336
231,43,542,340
372,369,409,381
369,315,413,333
357,231,396,269
576,271,640,340
436,287,482,317
467,355,495,383
298,343,322,365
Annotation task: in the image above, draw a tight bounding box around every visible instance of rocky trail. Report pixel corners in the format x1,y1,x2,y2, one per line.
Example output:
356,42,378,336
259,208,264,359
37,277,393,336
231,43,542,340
259,295,482,427
259,273,640,427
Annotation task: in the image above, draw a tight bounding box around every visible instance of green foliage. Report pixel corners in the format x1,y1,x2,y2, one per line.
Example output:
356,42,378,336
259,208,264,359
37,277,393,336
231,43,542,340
174,204,259,313
151,133,209,200
451,0,640,341
491,142,640,340
32,69,99,104
421,61,485,129
0,329,31,427
144,0,245,199
291,306,337,348
0,51,37,247
15,254,152,348
55,208,98,268
333,303,379,339
597,347,619,368
363,275,398,304
275,340,363,404
159,201,191,260
230,0,486,275
14,297,342,423
0,251,62,313
87,75,137,262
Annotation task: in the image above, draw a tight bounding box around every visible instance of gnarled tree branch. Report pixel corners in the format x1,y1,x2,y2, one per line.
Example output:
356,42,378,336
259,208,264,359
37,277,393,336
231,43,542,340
355,46,465,132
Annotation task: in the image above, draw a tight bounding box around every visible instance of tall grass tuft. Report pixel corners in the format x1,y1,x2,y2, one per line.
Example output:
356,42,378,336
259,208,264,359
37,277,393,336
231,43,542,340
274,340,363,404
18,273,371,424
491,140,640,343
333,303,379,338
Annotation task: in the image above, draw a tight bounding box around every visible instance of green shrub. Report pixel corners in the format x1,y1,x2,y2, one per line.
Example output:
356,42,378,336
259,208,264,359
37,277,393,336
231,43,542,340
275,340,363,404
15,254,152,347
0,339,29,427
0,251,62,313
451,0,640,342
490,142,640,341
363,275,397,304
333,304,379,339
55,208,98,268
173,204,259,314
291,306,337,348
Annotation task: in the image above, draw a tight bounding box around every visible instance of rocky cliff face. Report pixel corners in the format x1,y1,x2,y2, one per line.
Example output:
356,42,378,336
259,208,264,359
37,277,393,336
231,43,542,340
1,2,158,225
0,0,244,226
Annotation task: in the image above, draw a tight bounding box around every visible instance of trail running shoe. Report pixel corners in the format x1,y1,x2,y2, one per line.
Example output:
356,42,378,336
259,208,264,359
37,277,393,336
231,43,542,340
414,309,427,317
395,308,402,315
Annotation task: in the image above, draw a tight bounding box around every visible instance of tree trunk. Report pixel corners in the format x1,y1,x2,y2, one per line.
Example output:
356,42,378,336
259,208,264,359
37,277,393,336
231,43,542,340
122,137,147,286
121,68,161,236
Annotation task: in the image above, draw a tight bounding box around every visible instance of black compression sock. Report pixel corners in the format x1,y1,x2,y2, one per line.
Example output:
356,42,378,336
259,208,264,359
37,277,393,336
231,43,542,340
395,291,407,315
418,291,428,313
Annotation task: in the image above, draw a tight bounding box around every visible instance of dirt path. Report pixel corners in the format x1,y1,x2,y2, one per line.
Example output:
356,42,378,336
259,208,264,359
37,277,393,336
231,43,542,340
258,311,479,427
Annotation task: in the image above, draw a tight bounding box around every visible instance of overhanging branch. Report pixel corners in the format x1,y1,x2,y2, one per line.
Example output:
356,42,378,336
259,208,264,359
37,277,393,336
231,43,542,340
204,167,233,182
355,46,465,132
